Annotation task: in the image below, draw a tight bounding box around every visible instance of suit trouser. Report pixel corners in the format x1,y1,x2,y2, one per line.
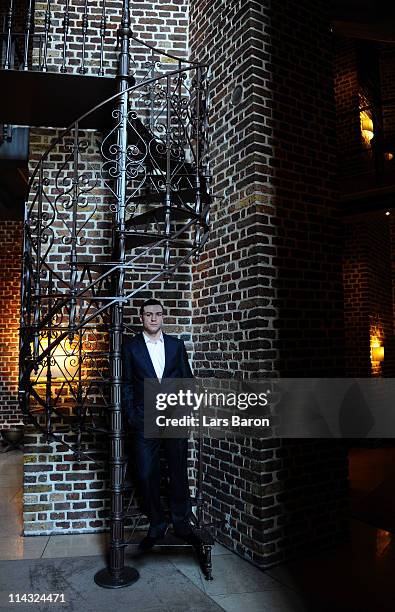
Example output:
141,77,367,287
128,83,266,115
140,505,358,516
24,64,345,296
130,428,192,535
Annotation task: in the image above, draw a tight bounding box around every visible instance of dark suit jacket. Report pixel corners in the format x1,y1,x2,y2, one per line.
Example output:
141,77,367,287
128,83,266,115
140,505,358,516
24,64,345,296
122,331,193,426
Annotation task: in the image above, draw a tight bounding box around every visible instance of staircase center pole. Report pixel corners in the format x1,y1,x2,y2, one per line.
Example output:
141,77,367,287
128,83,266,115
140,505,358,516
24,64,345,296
94,0,139,588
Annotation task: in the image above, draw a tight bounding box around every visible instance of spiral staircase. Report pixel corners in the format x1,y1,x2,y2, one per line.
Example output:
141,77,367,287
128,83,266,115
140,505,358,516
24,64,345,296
1,0,213,587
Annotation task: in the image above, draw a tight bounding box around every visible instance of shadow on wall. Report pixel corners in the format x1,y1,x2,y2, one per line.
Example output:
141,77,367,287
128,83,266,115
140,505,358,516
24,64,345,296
262,0,349,567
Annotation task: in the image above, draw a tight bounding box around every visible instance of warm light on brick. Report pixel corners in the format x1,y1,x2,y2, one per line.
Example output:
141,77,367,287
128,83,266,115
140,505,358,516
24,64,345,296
371,345,384,362
0,221,23,428
360,110,374,145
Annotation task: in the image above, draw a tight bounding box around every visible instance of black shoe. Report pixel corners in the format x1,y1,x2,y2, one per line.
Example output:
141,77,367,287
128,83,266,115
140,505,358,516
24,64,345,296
138,525,168,552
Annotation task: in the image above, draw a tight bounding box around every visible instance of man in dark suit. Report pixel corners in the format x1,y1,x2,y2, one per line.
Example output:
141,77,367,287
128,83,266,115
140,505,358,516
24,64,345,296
122,298,195,551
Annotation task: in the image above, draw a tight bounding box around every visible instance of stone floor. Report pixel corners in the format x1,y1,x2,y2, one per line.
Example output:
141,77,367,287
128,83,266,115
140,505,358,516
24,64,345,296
1,447,395,611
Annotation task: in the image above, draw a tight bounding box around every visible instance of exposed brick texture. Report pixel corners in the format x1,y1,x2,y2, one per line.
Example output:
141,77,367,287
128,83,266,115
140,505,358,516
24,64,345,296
334,37,395,193
343,217,371,377
343,213,394,377
23,427,109,534
334,37,362,190
29,0,189,76
335,38,395,379
0,220,23,429
189,0,348,568
32,0,120,76
380,45,395,143
379,45,395,190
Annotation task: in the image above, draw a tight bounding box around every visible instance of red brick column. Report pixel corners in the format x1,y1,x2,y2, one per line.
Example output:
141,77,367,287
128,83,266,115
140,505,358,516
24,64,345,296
0,220,23,428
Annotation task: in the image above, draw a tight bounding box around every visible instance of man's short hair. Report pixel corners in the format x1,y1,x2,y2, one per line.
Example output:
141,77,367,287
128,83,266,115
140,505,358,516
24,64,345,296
140,298,164,317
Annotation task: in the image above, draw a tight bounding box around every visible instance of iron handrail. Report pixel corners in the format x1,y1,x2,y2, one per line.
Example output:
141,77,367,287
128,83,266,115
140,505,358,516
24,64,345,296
128,33,206,67
27,64,208,190
0,4,206,74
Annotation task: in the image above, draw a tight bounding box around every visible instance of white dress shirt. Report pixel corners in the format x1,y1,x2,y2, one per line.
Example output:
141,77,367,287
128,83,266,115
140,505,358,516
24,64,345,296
143,331,165,380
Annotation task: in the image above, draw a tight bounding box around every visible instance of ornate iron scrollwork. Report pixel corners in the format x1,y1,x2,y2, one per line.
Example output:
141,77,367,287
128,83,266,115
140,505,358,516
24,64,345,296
17,6,213,586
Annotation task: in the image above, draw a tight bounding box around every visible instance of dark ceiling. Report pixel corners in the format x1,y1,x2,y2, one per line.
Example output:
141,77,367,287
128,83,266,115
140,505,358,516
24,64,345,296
331,0,395,42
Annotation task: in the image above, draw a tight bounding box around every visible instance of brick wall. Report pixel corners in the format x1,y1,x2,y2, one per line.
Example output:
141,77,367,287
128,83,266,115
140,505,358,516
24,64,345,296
338,39,395,379
367,214,394,377
343,216,371,377
31,0,120,75
333,37,385,193
334,38,395,192
190,0,277,377
380,45,395,144
379,45,395,189
30,1,189,77
380,48,395,376
344,212,395,377
23,426,109,534
189,0,348,568
334,37,362,190
0,220,23,429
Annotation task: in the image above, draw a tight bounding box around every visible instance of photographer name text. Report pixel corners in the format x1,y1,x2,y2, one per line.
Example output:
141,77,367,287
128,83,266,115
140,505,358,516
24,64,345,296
155,415,270,427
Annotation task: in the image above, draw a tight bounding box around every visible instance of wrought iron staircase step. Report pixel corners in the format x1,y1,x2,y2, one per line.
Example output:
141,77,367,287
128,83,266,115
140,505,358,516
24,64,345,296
74,260,165,272
127,189,211,207
0,70,125,129
125,205,199,227
37,402,110,409
28,403,109,414
81,379,111,385
123,511,143,519
124,231,193,251
147,173,207,192
84,425,110,435
189,526,215,546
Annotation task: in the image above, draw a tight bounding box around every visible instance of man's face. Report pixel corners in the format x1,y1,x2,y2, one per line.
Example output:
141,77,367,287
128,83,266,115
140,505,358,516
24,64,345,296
141,305,164,335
